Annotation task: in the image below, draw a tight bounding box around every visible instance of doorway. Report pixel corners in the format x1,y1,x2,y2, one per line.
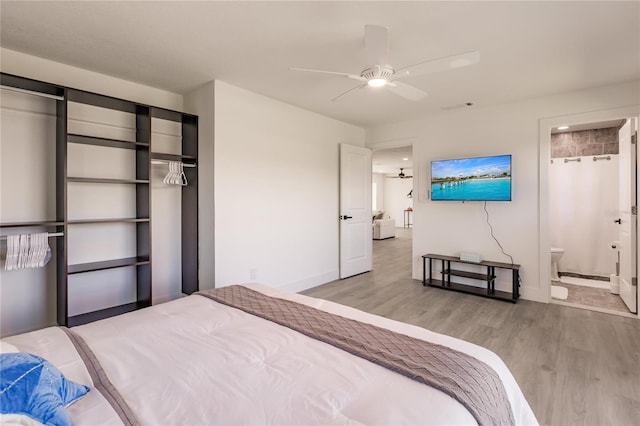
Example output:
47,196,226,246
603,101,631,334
371,146,414,269
540,107,639,317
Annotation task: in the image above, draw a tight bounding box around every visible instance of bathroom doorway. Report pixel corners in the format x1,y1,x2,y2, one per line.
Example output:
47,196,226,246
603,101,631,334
547,117,638,315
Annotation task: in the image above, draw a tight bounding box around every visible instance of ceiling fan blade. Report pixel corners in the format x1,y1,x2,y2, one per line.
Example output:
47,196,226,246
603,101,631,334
395,50,480,78
289,67,366,82
386,81,427,101
364,25,389,66
331,83,367,102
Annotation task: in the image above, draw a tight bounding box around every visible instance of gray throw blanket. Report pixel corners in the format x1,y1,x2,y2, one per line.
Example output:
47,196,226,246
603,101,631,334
60,327,139,426
199,285,515,426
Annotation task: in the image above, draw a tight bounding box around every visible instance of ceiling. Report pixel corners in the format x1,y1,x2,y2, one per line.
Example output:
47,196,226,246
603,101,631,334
1,1,638,128
372,146,413,176
550,119,625,134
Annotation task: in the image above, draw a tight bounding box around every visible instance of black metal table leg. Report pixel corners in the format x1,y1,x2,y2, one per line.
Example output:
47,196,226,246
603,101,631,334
422,256,426,285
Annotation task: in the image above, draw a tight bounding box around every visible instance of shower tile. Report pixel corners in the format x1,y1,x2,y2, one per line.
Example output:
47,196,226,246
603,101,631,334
603,142,619,155
552,133,572,147
571,130,591,146
577,144,604,156
551,133,563,144
591,128,618,144
551,145,574,158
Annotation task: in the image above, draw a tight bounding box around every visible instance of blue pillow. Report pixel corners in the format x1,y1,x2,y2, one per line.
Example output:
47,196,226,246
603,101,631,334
0,353,89,426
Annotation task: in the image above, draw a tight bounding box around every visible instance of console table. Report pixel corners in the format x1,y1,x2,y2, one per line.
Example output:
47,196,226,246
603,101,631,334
422,253,520,303
403,209,412,228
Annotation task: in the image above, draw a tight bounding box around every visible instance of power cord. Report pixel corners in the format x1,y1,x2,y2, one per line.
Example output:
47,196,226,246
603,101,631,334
483,201,514,265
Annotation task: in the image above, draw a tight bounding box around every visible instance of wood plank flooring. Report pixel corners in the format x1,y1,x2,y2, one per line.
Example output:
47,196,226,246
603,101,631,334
303,228,640,426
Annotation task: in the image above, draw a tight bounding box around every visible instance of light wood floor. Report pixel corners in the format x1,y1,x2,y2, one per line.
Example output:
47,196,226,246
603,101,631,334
303,228,640,426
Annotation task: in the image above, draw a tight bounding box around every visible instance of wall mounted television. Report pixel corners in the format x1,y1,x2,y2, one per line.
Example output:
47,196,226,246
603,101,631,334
431,154,512,201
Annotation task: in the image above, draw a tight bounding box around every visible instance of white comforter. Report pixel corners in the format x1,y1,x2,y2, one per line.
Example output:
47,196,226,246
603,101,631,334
4,284,538,425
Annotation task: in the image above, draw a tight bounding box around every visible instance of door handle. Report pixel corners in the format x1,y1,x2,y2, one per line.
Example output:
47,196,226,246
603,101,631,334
614,218,622,224
341,215,353,220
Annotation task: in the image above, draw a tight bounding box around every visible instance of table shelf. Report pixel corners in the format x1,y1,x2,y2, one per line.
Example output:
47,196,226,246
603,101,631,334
422,253,520,303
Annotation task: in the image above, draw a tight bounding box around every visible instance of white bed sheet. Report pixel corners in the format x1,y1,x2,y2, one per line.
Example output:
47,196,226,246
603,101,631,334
3,284,538,425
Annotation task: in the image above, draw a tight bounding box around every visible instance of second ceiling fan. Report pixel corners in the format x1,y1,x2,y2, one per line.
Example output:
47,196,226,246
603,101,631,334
386,168,413,179
291,25,480,102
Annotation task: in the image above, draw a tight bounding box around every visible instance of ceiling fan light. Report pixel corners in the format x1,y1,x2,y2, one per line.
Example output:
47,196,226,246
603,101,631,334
368,78,388,87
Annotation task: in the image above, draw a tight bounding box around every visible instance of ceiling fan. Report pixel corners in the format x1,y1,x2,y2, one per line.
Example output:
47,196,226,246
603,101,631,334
387,168,413,179
290,25,480,102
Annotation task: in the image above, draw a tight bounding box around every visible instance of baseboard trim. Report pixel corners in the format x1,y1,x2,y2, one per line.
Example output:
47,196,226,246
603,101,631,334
559,272,609,282
279,270,340,294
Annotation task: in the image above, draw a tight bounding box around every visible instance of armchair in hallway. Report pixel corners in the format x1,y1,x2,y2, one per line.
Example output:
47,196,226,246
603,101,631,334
373,218,395,240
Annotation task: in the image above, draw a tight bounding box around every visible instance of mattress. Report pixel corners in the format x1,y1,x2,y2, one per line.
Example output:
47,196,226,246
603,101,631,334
2,284,538,425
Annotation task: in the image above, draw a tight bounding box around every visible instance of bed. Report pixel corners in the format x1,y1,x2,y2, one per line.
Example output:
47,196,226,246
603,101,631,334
0,284,538,425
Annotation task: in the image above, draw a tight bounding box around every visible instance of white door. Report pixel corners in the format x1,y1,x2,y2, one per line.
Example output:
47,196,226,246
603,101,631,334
618,118,637,313
340,144,372,278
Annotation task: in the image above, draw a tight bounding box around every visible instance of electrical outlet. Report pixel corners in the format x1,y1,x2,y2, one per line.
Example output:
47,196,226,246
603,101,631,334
250,268,257,280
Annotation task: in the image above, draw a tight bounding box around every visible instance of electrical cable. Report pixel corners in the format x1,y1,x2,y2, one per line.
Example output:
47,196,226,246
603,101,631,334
483,201,515,265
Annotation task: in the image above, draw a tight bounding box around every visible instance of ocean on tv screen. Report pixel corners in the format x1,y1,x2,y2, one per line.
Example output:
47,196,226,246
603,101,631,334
431,177,511,201
431,155,511,201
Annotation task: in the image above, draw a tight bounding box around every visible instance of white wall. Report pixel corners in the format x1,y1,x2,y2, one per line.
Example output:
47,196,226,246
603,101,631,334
214,81,365,292
0,51,185,337
383,174,414,228
372,173,385,212
367,80,640,302
0,48,182,111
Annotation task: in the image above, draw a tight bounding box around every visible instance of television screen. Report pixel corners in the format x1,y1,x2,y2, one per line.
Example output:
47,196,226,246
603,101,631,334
431,154,512,201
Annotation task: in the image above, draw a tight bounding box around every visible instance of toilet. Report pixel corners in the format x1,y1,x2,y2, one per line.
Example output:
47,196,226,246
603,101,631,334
550,248,565,281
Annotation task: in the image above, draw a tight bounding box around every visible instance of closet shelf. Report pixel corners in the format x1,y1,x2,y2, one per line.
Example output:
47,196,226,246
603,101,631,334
151,152,197,162
68,301,150,327
2,72,198,328
0,221,64,228
67,177,150,184
68,256,150,274
68,218,149,225
68,134,149,150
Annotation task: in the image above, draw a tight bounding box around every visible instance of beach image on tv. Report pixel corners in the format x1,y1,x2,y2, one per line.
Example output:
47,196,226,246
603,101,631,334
431,155,511,201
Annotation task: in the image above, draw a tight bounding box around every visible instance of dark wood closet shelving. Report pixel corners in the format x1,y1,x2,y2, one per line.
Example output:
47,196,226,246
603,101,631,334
0,221,65,228
67,177,150,184
151,152,197,162
1,72,199,327
68,256,151,274
68,218,150,225
151,107,199,295
68,301,148,327
67,134,149,150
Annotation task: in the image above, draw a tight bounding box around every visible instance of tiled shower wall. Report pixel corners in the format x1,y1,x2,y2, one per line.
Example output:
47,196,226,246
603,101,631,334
550,127,619,158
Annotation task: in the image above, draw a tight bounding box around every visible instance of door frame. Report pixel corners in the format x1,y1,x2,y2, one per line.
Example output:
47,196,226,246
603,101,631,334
539,105,640,311
369,137,418,276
